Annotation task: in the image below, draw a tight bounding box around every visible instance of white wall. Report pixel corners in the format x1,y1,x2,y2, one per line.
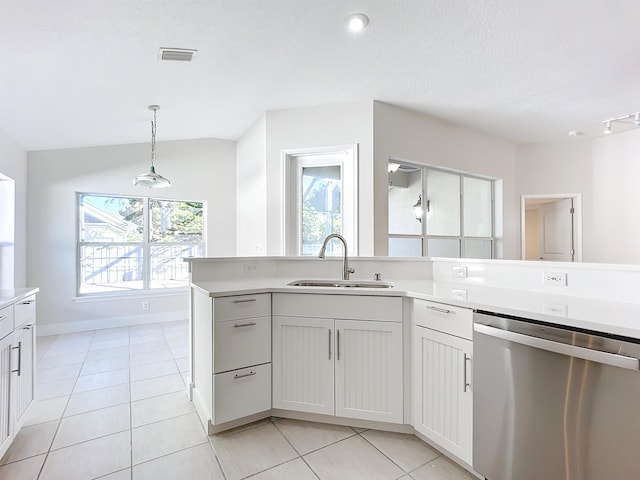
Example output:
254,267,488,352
516,129,640,264
373,102,518,258
0,128,27,288
236,115,267,256
264,102,375,255
27,138,236,334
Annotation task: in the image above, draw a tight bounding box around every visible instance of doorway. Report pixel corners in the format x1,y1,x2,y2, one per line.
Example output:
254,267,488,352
521,194,582,262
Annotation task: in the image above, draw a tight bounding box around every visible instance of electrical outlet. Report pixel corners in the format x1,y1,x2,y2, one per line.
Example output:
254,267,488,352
142,301,150,311
451,289,467,301
543,272,567,286
243,263,257,273
544,303,568,316
452,266,467,278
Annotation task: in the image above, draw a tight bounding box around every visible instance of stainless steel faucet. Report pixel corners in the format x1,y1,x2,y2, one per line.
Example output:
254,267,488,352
318,234,355,280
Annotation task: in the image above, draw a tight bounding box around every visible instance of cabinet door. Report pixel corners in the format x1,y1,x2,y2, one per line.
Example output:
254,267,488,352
413,325,472,464
12,325,35,430
335,319,403,423
272,316,334,415
0,335,13,459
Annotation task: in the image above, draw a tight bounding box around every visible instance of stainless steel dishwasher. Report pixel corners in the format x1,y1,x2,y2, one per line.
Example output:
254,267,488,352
473,311,640,480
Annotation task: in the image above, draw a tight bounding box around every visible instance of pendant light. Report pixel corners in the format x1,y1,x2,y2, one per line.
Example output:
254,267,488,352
133,105,171,188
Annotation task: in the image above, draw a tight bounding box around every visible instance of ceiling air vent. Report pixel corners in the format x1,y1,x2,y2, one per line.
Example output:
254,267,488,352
158,48,197,62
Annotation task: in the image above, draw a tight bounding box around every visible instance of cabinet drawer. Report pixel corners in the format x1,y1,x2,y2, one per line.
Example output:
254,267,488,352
214,316,271,373
14,296,36,329
0,305,13,340
413,299,472,340
273,294,402,322
213,363,271,425
213,294,270,322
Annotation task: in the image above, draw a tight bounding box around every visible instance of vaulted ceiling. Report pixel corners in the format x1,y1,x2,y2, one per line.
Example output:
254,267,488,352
1,0,639,151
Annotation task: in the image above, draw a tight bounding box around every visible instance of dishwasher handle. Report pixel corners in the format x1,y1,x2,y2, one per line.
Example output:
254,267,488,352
474,323,640,371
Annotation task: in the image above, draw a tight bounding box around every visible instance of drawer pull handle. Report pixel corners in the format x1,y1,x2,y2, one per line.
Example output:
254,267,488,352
425,305,453,314
337,330,340,361
234,371,256,379
20,300,34,305
328,329,332,360
234,321,257,328
0,316,5,321
232,298,257,304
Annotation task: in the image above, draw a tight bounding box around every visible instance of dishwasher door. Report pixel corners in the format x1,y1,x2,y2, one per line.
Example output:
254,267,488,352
473,312,640,480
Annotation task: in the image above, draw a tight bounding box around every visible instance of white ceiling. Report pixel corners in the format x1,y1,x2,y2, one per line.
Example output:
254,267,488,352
1,0,639,151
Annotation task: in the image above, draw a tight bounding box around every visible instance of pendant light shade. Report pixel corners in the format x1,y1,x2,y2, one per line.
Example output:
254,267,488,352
134,105,171,188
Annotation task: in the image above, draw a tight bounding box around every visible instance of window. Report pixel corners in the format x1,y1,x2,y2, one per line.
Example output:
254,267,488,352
284,146,358,256
388,162,495,258
78,193,204,295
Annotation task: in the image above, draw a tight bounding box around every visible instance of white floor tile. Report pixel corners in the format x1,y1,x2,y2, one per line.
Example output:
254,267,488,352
37,351,86,369
23,396,69,427
129,341,170,355
210,422,298,480
35,378,76,400
130,373,184,401
131,412,207,465
129,333,165,345
247,458,318,480
52,403,130,449
65,383,130,416
80,356,130,375
0,453,46,480
39,431,131,480
273,418,356,455
73,368,129,393
130,360,179,382
130,350,174,367
132,443,224,480
175,357,190,372
0,420,58,465
89,338,129,351
131,391,194,428
95,468,131,480
361,429,440,472
169,346,188,358
84,345,130,362
304,435,405,480
36,363,83,383
409,457,476,480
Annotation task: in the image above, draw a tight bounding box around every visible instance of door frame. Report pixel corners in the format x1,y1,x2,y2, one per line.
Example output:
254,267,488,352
520,193,583,262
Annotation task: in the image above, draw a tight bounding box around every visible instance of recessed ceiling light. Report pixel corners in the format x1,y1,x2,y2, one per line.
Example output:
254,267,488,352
158,47,197,62
345,13,369,33
567,130,583,137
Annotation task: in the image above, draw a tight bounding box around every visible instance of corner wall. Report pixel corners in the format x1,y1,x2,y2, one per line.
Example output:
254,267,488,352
516,129,640,264
0,128,27,288
27,138,236,334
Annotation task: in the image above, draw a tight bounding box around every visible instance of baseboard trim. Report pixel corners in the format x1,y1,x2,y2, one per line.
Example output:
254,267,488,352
36,310,188,336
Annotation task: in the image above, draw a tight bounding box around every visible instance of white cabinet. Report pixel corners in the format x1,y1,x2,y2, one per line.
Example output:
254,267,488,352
412,299,473,465
272,293,403,424
192,290,271,433
0,293,37,459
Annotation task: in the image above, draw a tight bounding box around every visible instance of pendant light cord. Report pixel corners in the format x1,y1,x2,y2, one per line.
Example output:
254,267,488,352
150,109,157,167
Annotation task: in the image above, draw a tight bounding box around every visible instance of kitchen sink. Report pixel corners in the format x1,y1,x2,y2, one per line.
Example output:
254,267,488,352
287,279,394,288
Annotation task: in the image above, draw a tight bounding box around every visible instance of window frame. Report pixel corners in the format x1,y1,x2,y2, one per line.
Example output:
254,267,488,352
283,145,358,256
388,162,496,259
76,192,206,297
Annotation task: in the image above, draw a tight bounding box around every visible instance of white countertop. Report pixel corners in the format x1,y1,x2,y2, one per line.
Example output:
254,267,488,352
0,288,39,309
191,278,640,340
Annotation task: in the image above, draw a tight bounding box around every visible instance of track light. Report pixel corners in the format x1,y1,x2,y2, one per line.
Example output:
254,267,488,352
600,112,640,136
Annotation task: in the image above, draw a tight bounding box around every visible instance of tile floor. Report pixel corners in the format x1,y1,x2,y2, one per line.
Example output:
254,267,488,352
0,320,478,480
